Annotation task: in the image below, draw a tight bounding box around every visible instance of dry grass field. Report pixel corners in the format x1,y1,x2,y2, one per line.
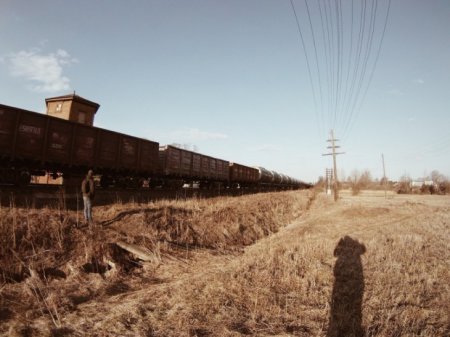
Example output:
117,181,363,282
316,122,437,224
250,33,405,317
0,189,449,336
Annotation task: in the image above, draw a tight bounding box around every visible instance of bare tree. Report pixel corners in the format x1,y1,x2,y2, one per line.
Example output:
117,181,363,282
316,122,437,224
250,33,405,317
397,174,412,194
348,169,373,195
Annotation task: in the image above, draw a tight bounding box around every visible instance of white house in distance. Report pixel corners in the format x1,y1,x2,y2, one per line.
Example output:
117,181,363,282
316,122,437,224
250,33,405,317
411,180,435,188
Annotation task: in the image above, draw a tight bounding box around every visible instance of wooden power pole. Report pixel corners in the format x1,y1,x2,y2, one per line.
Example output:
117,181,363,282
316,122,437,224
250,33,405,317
322,129,345,201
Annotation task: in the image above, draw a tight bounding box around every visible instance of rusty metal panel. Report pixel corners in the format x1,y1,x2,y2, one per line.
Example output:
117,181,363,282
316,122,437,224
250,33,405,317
159,146,181,175
139,139,159,173
221,160,230,181
15,111,46,159
73,125,96,166
159,146,193,177
230,163,258,183
167,146,181,173
229,163,242,182
200,155,210,179
216,160,223,180
46,119,72,164
180,150,192,176
251,168,259,182
97,130,119,168
216,160,222,180
0,106,17,156
192,153,201,177
119,135,138,169
209,158,217,178
158,147,167,174
215,159,230,181
229,163,237,182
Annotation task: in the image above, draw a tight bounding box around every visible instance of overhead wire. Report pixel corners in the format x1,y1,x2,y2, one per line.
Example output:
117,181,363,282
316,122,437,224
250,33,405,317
288,0,391,140
304,0,326,136
328,0,337,129
318,0,333,128
341,0,367,136
340,0,354,130
343,0,378,138
333,0,344,129
289,0,322,138
343,0,392,139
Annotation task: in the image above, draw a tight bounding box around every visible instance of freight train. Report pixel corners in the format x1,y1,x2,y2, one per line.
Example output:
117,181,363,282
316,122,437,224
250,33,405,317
0,100,310,190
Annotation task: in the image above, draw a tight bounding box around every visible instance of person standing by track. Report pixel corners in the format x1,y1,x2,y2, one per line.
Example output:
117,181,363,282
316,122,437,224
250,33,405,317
81,170,95,224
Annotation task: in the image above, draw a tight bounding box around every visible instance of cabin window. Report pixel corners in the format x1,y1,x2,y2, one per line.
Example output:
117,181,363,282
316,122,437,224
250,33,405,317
78,111,86,123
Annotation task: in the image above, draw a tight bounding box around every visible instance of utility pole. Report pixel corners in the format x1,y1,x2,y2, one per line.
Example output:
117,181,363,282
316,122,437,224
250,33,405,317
322,129,345,201
382,153,387,199
325,168,333,195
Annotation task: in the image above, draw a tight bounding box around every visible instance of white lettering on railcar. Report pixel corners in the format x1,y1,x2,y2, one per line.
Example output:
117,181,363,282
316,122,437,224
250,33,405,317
122,139,135,154
51,143,63,149
19,124,41,136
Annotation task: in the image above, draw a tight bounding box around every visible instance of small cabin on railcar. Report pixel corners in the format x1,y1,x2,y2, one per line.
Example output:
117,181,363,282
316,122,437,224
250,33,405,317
46,93,100,126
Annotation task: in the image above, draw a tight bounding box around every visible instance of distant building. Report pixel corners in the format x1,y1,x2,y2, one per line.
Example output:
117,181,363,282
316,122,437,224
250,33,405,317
411,180,434,188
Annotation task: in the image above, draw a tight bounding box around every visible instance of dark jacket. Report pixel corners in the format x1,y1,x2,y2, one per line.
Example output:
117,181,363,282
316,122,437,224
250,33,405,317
81,177,95,198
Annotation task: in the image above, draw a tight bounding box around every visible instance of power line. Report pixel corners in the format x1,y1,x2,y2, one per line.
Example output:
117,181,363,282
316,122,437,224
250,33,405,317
341,0,367,135
343,0,392,139
340,0,355,130
288,0,392,139
318,0,333,130
328,0,338,128
334,0,344,129
289,0,321,136
304,0,326,135
343,0,379,137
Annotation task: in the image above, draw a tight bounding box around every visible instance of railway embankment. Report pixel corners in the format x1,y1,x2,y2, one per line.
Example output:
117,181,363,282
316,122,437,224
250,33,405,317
0,190,313,336
0,185,302,209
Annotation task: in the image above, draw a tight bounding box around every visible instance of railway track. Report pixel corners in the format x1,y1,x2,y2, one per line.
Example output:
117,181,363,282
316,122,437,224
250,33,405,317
0,184,293,209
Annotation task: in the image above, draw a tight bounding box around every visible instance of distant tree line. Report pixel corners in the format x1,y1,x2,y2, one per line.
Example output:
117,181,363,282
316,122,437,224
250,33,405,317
316,169,450,195
397,170,450,195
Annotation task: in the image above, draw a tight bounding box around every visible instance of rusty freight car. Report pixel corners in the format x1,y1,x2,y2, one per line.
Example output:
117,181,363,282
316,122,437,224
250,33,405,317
229,162,259,187
158,145,229,185
1,94,311,190
0,103,159,185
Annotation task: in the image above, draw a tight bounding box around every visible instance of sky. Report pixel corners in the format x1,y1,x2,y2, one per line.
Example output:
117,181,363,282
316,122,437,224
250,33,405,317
0,0,449,183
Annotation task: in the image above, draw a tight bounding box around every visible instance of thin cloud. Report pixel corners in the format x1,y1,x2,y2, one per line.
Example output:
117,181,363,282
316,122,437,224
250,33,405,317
412,78,425,85
169,128,228,142
4,48,78,93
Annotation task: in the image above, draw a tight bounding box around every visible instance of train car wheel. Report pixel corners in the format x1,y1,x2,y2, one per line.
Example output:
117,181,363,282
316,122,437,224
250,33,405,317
17,171,31,186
